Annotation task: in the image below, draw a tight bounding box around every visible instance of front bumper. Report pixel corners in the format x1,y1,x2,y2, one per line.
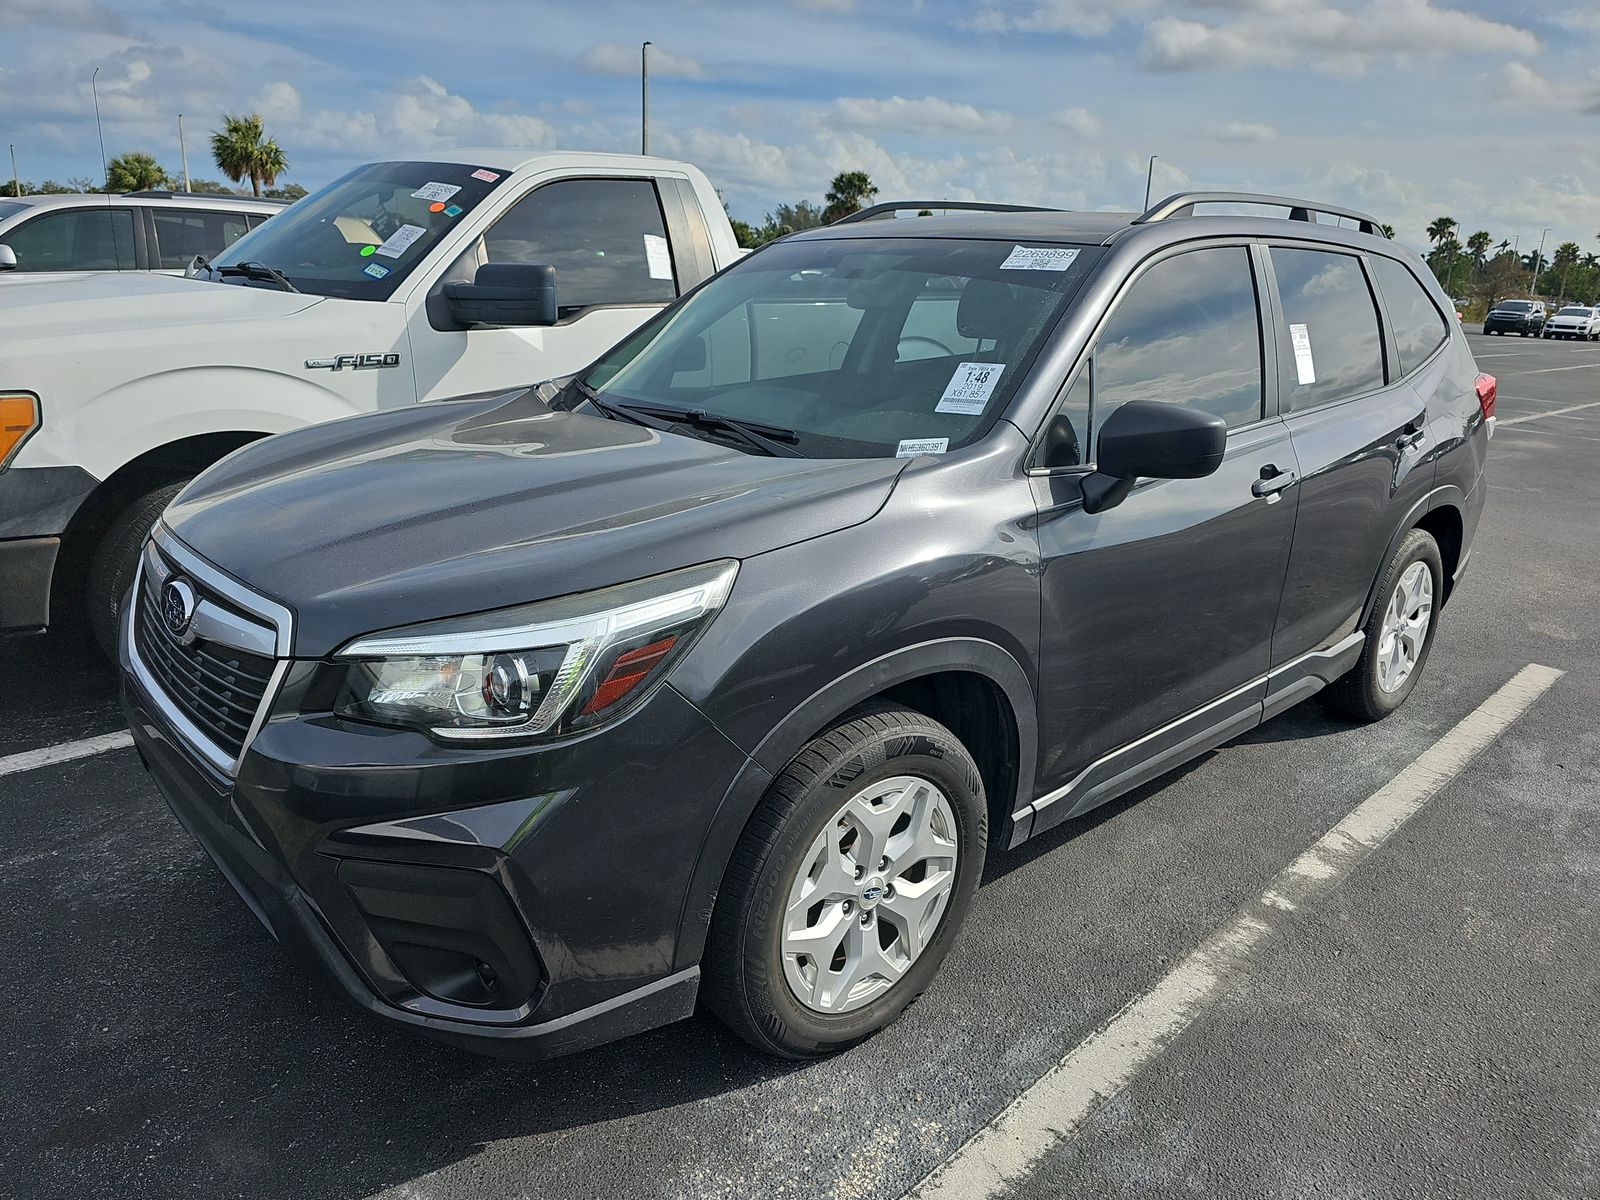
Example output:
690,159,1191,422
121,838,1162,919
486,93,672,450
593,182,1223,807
0,536,59,629
1482,317,1539,334
122,628,755,1059
0,465,98,630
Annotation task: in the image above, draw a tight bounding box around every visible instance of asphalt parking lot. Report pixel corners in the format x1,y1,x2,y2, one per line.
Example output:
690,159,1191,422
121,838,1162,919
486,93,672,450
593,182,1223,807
3,329,1597,1200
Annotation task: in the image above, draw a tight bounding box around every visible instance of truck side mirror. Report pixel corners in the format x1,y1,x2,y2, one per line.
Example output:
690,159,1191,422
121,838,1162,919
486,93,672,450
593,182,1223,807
443,263,558,328
0,245,16,271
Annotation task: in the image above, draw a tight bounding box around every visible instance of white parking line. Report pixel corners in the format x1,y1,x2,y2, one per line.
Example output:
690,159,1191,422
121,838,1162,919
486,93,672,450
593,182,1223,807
0,730,134,778
1517,362,1600,375
1498,400,1600,427
905,663,1564,1200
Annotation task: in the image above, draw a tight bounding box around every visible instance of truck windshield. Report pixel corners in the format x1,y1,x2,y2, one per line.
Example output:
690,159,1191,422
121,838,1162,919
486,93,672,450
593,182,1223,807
579,236,1101,460
207,161,506,300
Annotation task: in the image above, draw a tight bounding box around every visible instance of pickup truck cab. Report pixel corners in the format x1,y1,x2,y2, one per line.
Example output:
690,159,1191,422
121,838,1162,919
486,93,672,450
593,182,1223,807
0,151,739,653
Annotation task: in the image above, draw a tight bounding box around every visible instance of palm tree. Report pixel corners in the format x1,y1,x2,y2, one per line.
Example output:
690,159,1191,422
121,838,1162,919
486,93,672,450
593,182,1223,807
1466,230,1491,266
210,113,288,198
821,171,878,224
105,151,169,192
1553,241,1580,300
1379,223,1395,240
1425,216,1457,247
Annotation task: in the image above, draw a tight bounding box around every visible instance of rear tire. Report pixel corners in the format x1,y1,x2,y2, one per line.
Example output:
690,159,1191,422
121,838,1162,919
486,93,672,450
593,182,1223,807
1324,528,1443,723
87,481,188,660
703,705,987,1058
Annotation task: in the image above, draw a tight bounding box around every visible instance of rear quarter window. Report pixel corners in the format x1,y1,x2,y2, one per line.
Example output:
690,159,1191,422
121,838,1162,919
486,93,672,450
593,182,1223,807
1370,255,1448,376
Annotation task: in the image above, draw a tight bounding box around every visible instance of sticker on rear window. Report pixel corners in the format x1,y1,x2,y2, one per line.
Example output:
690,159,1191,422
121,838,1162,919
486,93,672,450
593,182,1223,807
935,362,1006,415
1001,245,1080,271
411,182,461,203
471,168,500,183
896,437,949,458
1289,322,1317,385
373,224,426,259
643,233,673,280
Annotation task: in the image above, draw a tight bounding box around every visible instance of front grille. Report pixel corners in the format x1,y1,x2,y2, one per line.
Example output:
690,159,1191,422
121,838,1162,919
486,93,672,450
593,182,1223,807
135,574,276,762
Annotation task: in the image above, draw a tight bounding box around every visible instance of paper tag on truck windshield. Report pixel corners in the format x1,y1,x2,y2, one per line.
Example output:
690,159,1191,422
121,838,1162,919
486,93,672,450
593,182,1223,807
1289,323,1317,385
935,362,1005,415
373,224,426,259
411,182,461,203
643,233,673,280
896,437,949,458
1001,245,1080,271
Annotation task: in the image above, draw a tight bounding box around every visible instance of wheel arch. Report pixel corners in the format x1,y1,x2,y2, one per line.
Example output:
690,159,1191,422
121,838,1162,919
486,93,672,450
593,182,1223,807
672,638,1038,971
1359,485,1465,630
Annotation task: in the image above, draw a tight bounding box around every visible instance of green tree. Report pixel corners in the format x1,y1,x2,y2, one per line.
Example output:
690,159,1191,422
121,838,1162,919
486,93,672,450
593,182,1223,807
105,152,170,192
210,112,288,197
1425,216,1457,247
1552,241,1580,300
821,170,877,224
264,182,307,201
1378,223,1395,240
1466,230,1491,266
185,178,244,195
728,217,758,249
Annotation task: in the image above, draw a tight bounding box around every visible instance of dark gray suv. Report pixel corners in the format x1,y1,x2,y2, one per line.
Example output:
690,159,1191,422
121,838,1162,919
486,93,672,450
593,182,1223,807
121,191,1493,1060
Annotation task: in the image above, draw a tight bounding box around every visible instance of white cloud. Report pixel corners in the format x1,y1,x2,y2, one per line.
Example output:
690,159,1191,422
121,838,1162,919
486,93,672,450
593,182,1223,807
828,95,1012,137
970,0,1150,36
1210,120,1278,143
1493,62,1600,115
0,0,123,32
1052,107,1102,137
794,0,856,9
580,41,706,79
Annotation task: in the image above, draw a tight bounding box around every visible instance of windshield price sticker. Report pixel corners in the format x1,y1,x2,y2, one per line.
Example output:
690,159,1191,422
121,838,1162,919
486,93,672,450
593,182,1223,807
374,224,427,259
471,168,500,183
411,182,462,203
896,437,950,458
936,362,1005,415
1001,245,1080,271
643,233,673,280
1289,322,1317,385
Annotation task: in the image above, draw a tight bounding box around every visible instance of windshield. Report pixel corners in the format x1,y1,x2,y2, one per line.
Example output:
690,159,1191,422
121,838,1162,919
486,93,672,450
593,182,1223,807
208,161,507,299
1495,301,1536,312
1557,306,1592,317
0,200,29,223
579,236,1101,459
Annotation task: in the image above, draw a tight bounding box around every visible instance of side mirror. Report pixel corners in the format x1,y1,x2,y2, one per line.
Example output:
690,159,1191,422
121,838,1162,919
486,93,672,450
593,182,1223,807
1081,400,1228,514
0,245,16,271
443,263,557,328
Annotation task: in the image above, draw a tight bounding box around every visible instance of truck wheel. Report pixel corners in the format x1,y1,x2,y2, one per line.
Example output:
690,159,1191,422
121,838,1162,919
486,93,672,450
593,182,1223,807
1324,529,1443,723
87,481,189,660
704,705,986,1058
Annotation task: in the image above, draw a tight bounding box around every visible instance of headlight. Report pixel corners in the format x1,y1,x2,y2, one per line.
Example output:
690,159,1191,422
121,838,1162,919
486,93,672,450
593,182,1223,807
333,559,737,741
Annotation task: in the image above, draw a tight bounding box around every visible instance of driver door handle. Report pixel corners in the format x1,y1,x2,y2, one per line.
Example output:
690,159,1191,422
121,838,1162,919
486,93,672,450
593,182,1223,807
1252,464,1297,498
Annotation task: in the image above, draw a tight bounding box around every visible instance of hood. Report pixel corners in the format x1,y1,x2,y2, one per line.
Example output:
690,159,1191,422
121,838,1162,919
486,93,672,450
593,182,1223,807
0,272,321,345
163,391,908,655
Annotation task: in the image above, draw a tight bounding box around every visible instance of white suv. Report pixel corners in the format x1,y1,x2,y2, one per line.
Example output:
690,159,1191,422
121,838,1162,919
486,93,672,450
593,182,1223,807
1542,305,1600,341
0,191,282,282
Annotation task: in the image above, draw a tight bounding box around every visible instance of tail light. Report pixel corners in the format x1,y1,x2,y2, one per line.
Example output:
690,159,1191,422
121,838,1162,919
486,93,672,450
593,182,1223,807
1475,373,1496,421
0,392,40,469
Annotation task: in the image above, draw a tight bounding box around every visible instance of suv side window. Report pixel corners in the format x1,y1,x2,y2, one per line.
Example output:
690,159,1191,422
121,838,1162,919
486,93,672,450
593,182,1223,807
1270,247,1386,409
152,208,253,268
6,207,136,271
1369,255,1448,375
481,178,677,314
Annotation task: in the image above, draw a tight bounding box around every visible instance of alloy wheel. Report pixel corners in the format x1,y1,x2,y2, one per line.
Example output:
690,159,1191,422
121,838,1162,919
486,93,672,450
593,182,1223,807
1377,561,1434,694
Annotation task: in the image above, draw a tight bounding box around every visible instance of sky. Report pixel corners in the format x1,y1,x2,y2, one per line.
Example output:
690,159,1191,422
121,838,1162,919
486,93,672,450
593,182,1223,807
2,0,1598,255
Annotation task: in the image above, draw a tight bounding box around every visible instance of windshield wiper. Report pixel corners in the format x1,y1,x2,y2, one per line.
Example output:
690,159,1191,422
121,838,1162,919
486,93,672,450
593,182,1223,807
614,402,804,458
562,378,658,429
217,261,299,293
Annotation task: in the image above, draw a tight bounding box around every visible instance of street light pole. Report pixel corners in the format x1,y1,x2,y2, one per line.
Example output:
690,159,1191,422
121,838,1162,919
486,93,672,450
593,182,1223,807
641,41,651,156
178,113,191,192
1530,227,1550,295
8,144,19,199
1143,155,1158,210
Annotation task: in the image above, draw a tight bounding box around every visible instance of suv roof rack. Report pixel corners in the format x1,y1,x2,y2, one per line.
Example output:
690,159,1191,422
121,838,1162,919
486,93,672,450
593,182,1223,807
1133,191,1386,237
832,200,1063,226
121,189,287,204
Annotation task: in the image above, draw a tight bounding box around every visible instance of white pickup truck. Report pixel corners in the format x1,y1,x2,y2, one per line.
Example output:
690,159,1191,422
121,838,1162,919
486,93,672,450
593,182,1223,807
0,151,741,653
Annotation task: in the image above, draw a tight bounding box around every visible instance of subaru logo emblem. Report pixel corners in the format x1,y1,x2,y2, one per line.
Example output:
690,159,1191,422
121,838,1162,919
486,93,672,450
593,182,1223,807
861,885,884,903
161,578,197,637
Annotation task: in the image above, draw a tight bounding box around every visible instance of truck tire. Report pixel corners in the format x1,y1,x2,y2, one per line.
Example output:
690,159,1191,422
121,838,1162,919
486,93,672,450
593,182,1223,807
87,481,189,660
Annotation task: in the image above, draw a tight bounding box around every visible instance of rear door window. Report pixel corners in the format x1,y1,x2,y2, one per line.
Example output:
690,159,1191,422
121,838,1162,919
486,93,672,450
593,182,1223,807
152,209,253,268
1369,255,1448,375
1270,247,1386,409
5,207,137,271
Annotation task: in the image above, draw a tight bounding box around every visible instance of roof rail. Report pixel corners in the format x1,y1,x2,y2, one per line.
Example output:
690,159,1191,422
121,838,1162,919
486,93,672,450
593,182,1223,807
1133,191,1386,237
122,189,288,204
832,200,1063,226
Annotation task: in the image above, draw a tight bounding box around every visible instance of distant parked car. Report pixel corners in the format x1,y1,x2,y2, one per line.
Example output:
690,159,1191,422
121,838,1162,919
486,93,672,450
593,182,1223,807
1542,305,1600,340
1482,299,1545,337
0,191,281,281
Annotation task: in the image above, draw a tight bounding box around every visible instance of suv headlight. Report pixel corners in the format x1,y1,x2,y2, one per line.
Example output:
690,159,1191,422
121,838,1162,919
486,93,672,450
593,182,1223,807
333,559,737,742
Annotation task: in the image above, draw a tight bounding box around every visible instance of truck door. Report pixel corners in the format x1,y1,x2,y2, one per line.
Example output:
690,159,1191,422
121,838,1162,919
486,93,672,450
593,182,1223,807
406,175,706,399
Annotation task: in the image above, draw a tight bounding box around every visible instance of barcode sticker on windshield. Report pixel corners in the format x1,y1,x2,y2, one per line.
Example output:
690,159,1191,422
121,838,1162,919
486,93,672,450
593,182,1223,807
411,182,461,203
936,362,1005,415
896,437,949,458
1001,245,1080,271
373,224,427,259
1289,323,1317,385
644,233,673,280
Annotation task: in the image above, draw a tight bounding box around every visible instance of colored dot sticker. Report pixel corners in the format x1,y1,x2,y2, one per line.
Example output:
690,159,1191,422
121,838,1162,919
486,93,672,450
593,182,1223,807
443,204,463,217
359,245,376,257
429,202,446,213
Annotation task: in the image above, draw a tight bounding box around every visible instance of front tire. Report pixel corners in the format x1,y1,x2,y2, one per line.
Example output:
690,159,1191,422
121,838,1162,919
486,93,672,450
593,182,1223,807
1324,528,1443,722
87,480,189,660
704,705,987,1058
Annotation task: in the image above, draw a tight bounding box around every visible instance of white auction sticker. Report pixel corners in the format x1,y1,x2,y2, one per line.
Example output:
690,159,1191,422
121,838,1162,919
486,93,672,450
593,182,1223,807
471,168,500,183
935,362,1006,415
643,233,673,280
895,437,949,458
1289,322,1317,385
411,181,462,203
1001,245,1080,271
373,224,427,259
